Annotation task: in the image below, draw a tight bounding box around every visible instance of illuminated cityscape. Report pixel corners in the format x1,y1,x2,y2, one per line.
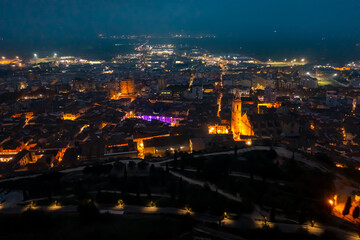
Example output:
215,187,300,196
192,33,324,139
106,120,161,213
1,0,360,239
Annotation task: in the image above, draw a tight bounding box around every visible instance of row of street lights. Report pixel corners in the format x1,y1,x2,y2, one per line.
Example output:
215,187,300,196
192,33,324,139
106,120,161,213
33,53,57,58
1,56,20,60
1,54,59,59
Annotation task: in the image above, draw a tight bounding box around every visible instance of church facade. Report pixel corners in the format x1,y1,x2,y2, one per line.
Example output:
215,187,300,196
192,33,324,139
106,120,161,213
231,96,254,141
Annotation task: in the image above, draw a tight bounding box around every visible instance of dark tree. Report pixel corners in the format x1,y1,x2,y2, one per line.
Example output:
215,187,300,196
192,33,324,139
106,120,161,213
136,189,140,202
180,158,185,171
23,190,28,201
268,146,277,160
150,164,155,172
353,206,360,219
250,172,254,186
270,207,276,222
138,160,149,170
173,159,178,170
47,188,52,201
147,187,152,199
128,161,136,169
343,196,352,216
123,165,127,182
178,177,183,200
196,162,201,177
170,183,176,200
298,209,306,225
161,170,166,185
46,157,51,166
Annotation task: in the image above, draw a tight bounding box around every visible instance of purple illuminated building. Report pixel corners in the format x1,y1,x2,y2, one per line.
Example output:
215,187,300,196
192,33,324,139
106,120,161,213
137,115,183,125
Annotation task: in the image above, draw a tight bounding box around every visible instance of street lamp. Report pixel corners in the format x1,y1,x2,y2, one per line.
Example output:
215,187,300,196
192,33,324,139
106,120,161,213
310,220,315,227
184,205,192,214
117,199,124,209
28,201,36,210
264,216,268,226
148,201,156,208
49,200,62,210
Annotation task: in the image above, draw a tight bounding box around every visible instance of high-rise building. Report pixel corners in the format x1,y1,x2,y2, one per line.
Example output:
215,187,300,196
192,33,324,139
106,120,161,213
120,78,135,95
157,78,167,91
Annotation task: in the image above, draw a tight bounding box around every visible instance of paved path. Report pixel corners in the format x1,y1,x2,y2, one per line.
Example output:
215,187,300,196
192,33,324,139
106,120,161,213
180,167,288,186
168,169,242,202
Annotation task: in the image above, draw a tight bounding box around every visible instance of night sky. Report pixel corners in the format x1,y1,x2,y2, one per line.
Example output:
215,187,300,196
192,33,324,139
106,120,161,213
0,0,360,62
1,0,360,41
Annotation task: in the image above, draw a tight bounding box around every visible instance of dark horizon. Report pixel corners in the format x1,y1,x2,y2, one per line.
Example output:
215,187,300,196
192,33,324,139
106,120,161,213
1,0,360,41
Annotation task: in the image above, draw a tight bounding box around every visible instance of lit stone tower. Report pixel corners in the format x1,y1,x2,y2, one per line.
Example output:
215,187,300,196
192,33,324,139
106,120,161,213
231,92,254,141
352,98,357,114
231,94,242,137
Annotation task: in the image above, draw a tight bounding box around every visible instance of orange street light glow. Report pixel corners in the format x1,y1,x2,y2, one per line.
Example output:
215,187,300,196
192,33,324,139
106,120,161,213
117,199,125,209
184,205,192,214
49,201,62,210
148,201,156,208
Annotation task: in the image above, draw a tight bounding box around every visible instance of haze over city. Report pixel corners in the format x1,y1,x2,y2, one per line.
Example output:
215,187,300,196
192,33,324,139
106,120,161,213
1,0,360,62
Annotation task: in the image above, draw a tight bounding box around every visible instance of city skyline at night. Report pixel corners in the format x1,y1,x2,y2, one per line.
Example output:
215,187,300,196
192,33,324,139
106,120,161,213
1,1,360,240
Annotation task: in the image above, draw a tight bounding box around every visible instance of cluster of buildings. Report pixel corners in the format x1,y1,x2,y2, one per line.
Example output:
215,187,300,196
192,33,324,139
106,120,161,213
0,45,360,176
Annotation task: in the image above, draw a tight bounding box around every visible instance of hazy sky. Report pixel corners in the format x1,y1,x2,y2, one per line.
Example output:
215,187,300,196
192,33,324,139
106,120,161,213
1,0,360,41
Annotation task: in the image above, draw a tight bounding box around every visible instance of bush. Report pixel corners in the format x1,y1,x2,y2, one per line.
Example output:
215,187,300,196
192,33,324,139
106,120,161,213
113,161,125,170
22,209,51,229
78,199,100,223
